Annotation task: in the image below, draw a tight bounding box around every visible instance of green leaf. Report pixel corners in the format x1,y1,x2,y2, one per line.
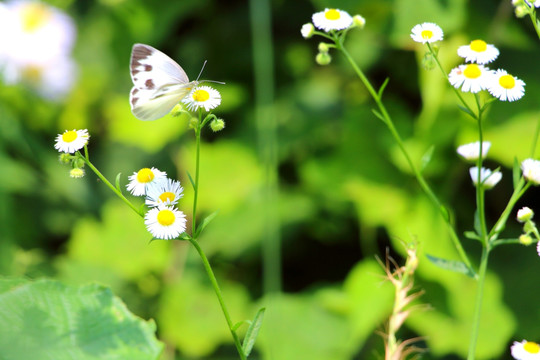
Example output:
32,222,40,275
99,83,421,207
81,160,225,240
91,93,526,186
187,171,196,190
178,232,192,241
194,210,219,238
464,231,480,241
0,278,163,359
139,203,147,216
377,77,390,98
371,109,386,123
115,172,122,192
513,157,521,190
420,145,435,172
242,307,266,357
457,105,475,119
426,254,474,277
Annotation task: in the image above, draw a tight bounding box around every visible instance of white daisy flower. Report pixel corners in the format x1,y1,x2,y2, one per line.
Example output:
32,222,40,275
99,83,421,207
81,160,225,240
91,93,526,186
457,141,491,161
126,167,167,196
312,8,353,32
0,1,77,99
54,129,90,153
145,178,184,207
517,207,534,223
525,0,540,8
457,39,499,64
511,340,540,360
410,22,444,43
301,23,314,38
181,86,221,112
521,159,540,185
145,205,187,240
469,166,502,189
487,69,525,101
448,64,492,93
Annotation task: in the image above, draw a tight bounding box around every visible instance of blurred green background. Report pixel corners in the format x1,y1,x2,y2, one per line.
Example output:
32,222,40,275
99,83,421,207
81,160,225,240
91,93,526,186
1,0,540,359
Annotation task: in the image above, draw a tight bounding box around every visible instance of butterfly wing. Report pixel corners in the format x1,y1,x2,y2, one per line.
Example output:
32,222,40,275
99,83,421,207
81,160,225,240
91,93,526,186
130,43,194,120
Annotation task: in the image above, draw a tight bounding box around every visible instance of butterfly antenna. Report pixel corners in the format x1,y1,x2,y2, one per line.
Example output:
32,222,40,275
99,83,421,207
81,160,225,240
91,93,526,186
196,60,207,81
197,60,226,85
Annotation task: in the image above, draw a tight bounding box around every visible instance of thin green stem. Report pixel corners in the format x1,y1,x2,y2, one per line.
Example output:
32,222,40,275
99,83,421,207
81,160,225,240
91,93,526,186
192,116,202,234
489,179,530,238
467,246,490,360
338,43,475,274
189,238,247,360
78,151,141,217
474,96,488,244
529,117,540,158
427,43,476,118
528,9,540,39
188,115,246,359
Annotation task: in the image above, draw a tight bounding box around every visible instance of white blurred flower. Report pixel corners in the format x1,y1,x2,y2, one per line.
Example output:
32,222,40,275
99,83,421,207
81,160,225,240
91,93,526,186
517,207,534,223
469,166,502,189
457,141,491,161
511,340,540,360
521,159,540,185
0,0,77,99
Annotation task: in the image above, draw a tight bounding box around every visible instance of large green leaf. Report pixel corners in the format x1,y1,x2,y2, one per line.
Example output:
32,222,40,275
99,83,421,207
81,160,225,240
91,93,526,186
0,278,163,360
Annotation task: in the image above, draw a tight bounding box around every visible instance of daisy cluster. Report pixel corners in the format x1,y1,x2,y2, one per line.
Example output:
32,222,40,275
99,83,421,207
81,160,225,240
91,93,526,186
411,23,526,101
0,0,76,99
54,129,90,178
300,8,366,65
126,167,187,240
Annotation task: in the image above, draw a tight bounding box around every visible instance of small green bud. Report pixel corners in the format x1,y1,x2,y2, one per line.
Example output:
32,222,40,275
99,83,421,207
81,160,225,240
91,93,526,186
59,153,71,164
315,52,332,65
422,52,436,70
70,168,85,179
170,104,185,117
210,118,225,132
188,117,199,129
73,157,86,169
515,4,529,18
318,42,330,53
519,234,533,246
352,15,366,29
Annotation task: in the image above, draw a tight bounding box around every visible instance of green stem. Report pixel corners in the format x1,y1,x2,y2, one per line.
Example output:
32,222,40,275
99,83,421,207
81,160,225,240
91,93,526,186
338,43,475,274
188,238,247,360
529,9,540,39
489,179,530,238
78,151,141,217
192,116,202,233
474,96,488,244
467,246,490,360
189,116,246,359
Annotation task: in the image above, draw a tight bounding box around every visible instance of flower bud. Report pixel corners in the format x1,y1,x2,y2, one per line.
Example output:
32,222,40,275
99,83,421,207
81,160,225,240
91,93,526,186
517,207,534,223
519,234,533,246
210,118,225,132
315,52,332,65
301,23,315,39
70,168,85,178
188,117,199,129
59,153,72,164
318,42,330,53
352,15,366,29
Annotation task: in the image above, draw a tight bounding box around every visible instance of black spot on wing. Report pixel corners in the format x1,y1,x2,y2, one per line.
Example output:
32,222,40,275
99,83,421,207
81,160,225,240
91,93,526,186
145,79,155,89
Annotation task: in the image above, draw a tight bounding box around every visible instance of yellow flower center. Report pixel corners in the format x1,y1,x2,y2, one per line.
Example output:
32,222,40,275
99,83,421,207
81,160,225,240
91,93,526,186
157,209,175,226
193,89,210,102
524,342,540,354
136,168,155,183
159,192,176,203
20,3,50,32
421,30,433,39
470,39,487,52
463,64,481,79
62,130,78,143
325,9,341,21
499,74,515,89
22,65,43,84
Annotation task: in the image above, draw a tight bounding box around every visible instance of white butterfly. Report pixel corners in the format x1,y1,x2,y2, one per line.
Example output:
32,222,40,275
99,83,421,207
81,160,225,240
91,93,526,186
129,43,199,121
